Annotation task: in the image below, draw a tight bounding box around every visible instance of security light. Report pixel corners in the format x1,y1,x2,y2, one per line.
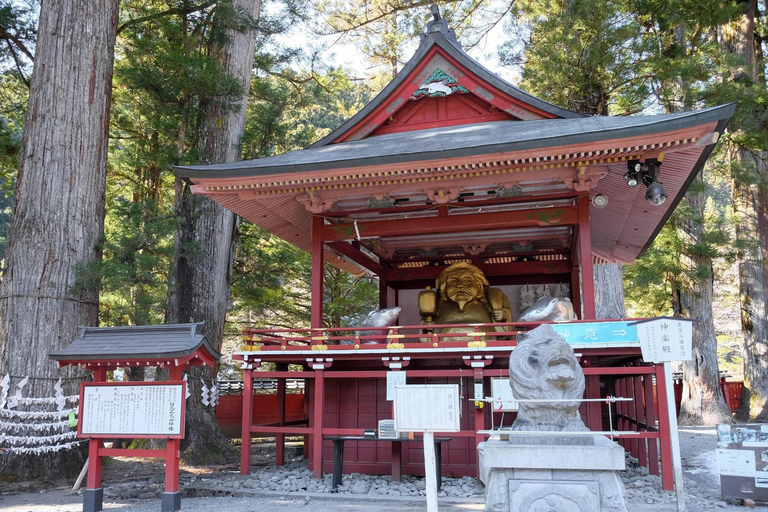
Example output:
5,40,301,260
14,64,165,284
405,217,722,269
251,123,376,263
591,193,608,209
624,159,667,206
624,160,641,187
645,182,668,206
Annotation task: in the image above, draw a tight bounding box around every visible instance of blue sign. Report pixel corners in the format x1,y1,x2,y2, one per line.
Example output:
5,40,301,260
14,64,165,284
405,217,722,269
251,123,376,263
550,321,638,345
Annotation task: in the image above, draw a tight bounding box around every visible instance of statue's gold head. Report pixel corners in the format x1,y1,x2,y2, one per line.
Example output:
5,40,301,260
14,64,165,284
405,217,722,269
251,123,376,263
436,262,489,309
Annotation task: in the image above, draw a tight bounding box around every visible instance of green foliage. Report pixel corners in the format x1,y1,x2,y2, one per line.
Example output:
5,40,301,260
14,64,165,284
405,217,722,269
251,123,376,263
623,223,680,317
500,0,648,115
323,265,379,328
73,196,176,325
0,72,24,264
231,222,311,328
0,0,36,83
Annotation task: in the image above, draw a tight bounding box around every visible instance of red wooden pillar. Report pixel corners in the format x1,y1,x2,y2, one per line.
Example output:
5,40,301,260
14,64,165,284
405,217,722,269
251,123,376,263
474,372,486,448
644,374,660,476
276,364,287,466
86,367,107,488
86,437,103,489
655,364,674,490
305,378,313,461
379,275,388,310
240,367,254,475
634,375,648,468
628,377,639,459
616,378,626,449
311,215,324,330
586,375,602,431
577,196,596,319
84,367,107,511
312,367,325,478
570,231,582,318
165,366,183,507
165,438,180,492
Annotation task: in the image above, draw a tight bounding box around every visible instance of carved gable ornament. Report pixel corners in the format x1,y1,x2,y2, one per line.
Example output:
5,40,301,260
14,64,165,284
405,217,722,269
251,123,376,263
411,68,469,100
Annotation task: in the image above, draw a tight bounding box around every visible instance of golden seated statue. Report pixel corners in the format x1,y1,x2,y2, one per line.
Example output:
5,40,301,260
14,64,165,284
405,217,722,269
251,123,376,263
418,262,512,340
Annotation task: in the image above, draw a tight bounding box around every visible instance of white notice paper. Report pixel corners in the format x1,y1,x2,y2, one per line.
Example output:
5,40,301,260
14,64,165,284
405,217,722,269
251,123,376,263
80,383,185,438
634,317,693,363
394,384,460,433
716,448,755,477
491,378,518,412
386,371,407,401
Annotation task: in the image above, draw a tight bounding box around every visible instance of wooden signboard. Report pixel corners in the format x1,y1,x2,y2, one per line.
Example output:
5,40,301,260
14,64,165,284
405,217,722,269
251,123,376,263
394,384,460,433
491,377,518,412
717,423,768,502
78,382,186,439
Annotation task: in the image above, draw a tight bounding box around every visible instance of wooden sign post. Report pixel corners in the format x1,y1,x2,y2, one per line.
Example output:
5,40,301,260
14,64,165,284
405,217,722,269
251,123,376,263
78,381,186,512
631,317,694,512
394,384,460,512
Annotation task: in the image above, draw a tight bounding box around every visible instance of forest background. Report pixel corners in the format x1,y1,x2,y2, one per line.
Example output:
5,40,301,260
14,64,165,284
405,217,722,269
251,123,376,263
0,0,765,478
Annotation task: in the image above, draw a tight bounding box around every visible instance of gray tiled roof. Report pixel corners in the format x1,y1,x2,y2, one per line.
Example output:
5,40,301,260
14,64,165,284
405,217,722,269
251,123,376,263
175,104,734,179
48,323,221,362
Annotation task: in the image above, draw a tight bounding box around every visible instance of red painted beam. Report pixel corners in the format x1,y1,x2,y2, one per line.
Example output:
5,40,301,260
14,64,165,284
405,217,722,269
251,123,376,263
389,273,571,290
312,216,324,330
312,369,325,478
322,206,578,242
240,368,254,475
327,241,385,276
165,438,180,492
251,426,314,435
386,260,571,282
578,197,596,319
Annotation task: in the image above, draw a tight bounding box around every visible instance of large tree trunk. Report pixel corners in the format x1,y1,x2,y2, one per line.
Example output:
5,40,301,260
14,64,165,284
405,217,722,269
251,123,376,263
675,175,733,425
720,0,768,421
0,0,118,480
593,262,626,319
658,19,732,425
167,0,262,464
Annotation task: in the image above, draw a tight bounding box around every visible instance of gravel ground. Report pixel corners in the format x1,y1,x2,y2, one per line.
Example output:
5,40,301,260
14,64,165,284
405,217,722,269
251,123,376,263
1,427,767,511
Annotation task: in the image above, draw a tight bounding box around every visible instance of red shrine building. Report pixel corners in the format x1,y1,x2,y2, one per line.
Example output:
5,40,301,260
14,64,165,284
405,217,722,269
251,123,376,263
175,12,734,490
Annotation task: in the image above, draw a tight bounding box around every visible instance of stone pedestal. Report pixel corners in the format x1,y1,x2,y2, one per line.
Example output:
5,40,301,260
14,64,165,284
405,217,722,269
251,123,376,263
477,435,627,512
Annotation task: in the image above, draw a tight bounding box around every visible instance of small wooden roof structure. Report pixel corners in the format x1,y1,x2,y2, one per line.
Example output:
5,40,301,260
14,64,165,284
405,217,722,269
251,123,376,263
49,323,220,370
174,12,734,277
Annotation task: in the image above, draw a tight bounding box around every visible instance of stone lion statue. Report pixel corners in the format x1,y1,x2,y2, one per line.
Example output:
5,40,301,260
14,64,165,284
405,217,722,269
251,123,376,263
509,324,588,432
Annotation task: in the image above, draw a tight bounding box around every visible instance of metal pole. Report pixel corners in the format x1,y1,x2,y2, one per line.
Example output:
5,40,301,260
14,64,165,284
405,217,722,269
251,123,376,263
664,361,686,511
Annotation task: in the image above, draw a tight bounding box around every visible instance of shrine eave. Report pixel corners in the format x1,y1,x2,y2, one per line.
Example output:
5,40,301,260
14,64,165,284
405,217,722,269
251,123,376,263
174,104,734,181
48,323,222,364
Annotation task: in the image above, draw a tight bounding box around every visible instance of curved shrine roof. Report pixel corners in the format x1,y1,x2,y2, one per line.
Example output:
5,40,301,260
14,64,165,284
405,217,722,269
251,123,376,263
48,323,221,364
173,22,735,270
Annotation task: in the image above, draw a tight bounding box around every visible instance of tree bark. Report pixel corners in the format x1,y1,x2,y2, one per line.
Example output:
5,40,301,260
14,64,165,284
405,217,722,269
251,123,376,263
676,175,734,425
593,262,626,319
167,0,262,464
0,0,118,479
720,0,768,421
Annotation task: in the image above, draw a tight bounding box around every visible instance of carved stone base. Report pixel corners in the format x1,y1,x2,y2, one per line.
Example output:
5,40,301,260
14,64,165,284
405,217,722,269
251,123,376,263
477,436,628,512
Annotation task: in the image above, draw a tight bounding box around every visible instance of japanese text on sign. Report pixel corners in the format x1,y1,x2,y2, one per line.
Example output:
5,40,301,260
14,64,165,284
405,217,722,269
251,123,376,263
79,383,185,438
634,317,693,363
394,384,460,433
